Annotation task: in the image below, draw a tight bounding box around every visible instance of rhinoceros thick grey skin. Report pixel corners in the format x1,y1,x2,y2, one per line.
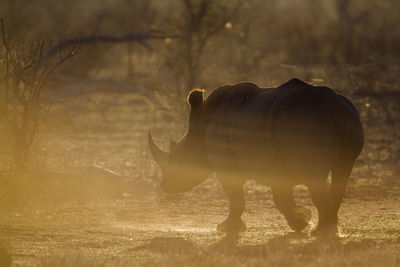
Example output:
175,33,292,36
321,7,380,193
149,78,364,236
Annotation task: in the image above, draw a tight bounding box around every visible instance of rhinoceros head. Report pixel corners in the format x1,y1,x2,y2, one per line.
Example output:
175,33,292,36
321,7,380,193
148,89,213,194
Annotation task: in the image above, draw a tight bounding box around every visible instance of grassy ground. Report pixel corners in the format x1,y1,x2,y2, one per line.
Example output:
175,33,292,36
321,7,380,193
0,91,399,266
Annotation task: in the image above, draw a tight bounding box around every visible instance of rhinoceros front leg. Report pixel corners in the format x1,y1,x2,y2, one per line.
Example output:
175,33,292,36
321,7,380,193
217,175,247,233
271,185,311,232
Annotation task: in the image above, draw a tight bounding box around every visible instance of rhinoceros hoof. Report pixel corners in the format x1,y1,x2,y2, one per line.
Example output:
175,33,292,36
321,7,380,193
310,224,338,238
288,206,311,232
217,218,247,233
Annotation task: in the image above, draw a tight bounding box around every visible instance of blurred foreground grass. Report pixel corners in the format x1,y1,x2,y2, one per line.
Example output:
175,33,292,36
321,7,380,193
1,235,399,266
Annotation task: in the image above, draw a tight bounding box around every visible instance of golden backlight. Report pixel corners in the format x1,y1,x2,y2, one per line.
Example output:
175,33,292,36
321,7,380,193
0,0,399,266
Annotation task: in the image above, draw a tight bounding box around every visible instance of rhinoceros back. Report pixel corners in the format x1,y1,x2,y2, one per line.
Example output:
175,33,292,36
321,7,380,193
202,79,363,184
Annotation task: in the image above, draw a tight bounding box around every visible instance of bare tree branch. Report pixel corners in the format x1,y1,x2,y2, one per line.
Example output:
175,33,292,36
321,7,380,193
1,17,10,119
37,32,183,68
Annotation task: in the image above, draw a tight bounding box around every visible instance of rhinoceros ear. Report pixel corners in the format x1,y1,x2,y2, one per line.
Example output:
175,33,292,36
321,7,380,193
187,89,204,110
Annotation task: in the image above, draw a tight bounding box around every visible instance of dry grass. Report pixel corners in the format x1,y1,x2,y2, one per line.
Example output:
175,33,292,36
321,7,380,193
32,238,400,267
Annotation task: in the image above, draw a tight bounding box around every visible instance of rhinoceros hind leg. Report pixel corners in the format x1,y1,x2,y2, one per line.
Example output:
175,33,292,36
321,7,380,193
331,159,354,216
308,180,338,237
272,185,310,232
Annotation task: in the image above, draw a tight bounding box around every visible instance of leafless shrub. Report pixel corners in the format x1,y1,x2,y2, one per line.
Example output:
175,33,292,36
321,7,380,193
0,18,78,173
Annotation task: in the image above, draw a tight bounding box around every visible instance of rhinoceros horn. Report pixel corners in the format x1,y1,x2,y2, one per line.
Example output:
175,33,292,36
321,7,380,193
148,131,168,165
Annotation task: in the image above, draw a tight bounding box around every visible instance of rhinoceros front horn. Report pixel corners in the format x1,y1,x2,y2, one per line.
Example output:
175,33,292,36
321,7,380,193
148,131,168,165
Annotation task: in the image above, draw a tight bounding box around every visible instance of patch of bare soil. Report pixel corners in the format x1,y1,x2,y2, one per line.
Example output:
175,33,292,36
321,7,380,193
0,173,399,267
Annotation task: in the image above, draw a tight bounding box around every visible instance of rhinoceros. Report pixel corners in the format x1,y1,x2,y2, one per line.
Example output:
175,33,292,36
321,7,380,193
148,78,364,236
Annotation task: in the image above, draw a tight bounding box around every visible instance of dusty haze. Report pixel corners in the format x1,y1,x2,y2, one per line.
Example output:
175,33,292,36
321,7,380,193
0,0,399,266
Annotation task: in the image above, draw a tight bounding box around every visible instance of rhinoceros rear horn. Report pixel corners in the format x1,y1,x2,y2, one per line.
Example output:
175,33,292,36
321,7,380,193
187,89,204,110
148,131,168,164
